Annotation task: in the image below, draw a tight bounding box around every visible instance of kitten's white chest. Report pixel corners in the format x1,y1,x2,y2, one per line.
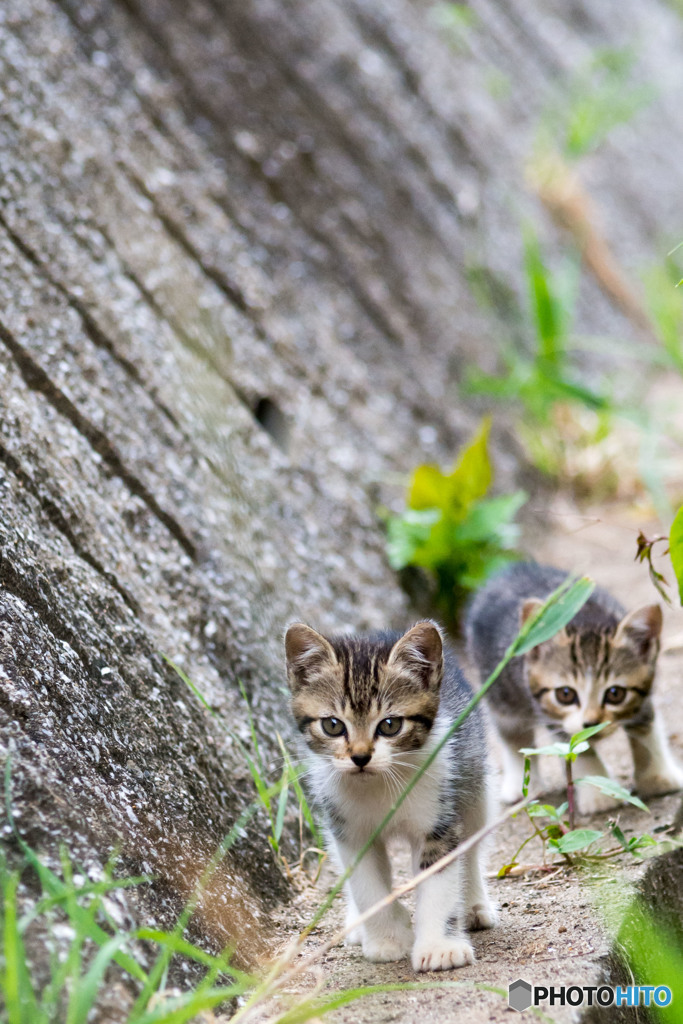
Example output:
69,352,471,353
314,745,449,845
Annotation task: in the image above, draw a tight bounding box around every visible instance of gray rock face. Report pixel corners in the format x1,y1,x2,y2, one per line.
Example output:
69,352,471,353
0,0,682,1010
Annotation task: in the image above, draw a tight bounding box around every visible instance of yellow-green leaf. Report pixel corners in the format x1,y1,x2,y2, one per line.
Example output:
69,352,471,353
448,416,492,509
669,504,683,605
408,464,449,510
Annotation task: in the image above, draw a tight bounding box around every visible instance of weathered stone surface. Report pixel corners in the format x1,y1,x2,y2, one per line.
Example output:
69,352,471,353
1,0,682,1013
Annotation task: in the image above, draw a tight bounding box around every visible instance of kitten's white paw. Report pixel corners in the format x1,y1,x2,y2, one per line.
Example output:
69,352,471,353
362,925,413,963
411,936,475,972
637,766,683,798
466,901,497,931
500,777,524,804
576,784,620,816
344,926,363,946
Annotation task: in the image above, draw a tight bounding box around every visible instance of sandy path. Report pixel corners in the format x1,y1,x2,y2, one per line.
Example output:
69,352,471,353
263,496,683,1024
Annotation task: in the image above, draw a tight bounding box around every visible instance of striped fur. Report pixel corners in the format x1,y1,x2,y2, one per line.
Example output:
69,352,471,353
466,562,683,813
284,620,495,971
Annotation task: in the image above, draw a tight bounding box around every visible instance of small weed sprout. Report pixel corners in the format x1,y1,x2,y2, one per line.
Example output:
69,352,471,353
164,657,324,877
466,227,612,479
498,725,665,877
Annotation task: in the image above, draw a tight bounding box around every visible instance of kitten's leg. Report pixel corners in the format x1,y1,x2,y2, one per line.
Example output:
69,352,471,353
411,852,474,972
573,746,619,815
496,723,537,803
627,707,683,798
461,795,497,931
344,894,362,946
332,837,412,962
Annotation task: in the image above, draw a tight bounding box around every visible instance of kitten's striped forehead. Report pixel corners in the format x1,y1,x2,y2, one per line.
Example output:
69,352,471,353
566,627,615,678
329,634,394,713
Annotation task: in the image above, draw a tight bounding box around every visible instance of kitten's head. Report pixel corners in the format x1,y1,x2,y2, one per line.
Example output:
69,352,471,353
284,621,443,776
521,600,662,736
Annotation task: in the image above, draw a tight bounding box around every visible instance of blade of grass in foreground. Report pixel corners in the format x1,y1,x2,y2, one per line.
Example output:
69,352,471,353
129,774,289,1017
3,761,148,986
303,573,594,934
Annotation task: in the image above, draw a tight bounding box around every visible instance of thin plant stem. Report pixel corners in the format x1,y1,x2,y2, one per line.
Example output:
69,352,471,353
566,757,576,830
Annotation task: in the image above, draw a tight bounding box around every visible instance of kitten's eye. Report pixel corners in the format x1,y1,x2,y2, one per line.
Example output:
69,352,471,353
603,686,627,705
555,686,578,706
376,717,403,737
321,717,346,736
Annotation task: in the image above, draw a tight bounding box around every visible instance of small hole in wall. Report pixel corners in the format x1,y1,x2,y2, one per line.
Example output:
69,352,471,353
253,397,290,453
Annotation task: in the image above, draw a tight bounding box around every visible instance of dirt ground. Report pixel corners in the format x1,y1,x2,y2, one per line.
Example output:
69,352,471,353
259,495,683,1024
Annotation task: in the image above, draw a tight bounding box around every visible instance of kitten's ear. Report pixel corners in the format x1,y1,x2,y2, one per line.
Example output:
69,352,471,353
386,621,443,691
284,623,338,691
521,599,566,661
614,605,662,659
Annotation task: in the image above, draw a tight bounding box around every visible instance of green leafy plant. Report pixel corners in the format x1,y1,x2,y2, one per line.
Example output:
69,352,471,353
470,227,606,414
385,417,526,625
635,498,683,607
537,47,655,161
466,228,612,477
498,725,661,877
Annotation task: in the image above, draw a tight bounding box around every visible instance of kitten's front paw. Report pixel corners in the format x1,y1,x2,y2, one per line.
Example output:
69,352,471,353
637,766,683,798
344,926,363,946
500,772,525,804
576,784,620,817
362,925,413,963
411,936,475,972
466,901,497,931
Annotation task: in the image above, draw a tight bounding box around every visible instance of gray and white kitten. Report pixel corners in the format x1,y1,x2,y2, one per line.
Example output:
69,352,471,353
284,620,495,972
465,562,683,815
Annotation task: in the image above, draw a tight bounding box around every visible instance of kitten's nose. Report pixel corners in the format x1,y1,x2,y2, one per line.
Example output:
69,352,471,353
351,753,371,769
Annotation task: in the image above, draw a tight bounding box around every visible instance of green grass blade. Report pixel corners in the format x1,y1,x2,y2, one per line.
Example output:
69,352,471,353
131,985,248,1024
3,763,148,985
161,656,212,711
274,772,289,844
274,981,499,1024
238,679,267,779
3,870,41,1024
615,905,683,1024
135,929,253,986
129,792,270,1016
277,738,324,850
67,934,127,1024
514,576,594,654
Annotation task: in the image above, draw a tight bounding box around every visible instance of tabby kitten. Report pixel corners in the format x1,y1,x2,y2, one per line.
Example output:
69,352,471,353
284,620,495,972
465,562,683,815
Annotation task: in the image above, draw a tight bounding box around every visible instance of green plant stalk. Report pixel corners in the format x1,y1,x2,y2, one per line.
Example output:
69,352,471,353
302,575,593,935
566,756,576,831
